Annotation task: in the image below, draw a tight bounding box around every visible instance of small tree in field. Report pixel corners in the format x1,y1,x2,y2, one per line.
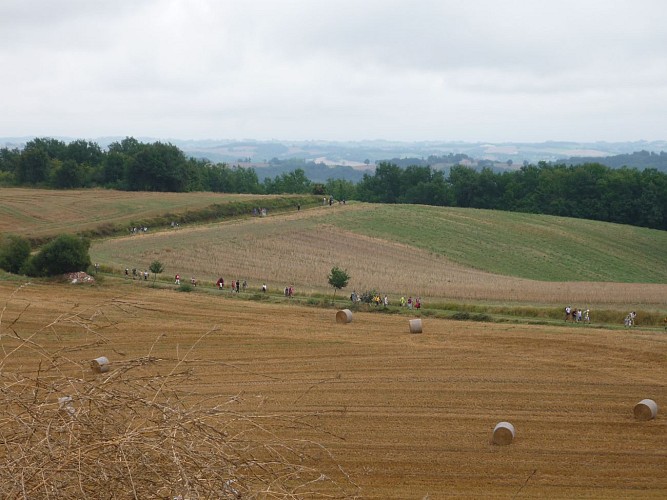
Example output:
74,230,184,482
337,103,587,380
149,260,164,286
327,266,350,303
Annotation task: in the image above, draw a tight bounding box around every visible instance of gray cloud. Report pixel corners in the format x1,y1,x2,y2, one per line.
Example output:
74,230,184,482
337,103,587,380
1,0,666,142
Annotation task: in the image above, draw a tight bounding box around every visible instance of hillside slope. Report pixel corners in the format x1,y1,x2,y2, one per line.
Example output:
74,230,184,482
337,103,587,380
91,202,667,306
316,204,667,283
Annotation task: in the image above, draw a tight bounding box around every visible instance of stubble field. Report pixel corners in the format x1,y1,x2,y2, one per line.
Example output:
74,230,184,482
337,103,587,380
0,188,273,240
1,280,665,498
2,188,666,497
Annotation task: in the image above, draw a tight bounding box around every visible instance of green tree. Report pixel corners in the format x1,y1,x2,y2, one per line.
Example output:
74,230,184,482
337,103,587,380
327,266,350,302
149,260,165,286
356,162,402,203
24,234,91,277
448,165,480,207
17,144,50,184
263,168,311,194
51,159,88,188
0,147,21,177
125,142,190,191
107,136,142,155
29,137,68,160
325,178,356,201
66,139,103,166
101,151,128,186
0,234,31,274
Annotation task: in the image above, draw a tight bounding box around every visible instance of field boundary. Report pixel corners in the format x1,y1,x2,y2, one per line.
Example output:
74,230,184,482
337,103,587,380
80,272,667,329
24,194,321,246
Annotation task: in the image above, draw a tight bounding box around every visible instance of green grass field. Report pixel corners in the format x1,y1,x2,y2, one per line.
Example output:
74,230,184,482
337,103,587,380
313,203,667,283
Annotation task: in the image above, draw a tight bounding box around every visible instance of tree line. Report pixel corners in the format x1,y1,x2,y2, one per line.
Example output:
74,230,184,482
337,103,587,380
0,137,310,195
2,137,666,230
354,162,667,230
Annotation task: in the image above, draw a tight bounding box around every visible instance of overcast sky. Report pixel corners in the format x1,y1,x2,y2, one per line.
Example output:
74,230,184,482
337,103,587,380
1,0,666,143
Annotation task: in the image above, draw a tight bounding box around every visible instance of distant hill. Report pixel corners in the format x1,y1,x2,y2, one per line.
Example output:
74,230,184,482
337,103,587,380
567,150,667,172
171,139,667,167
249,160,368,183
5,137,667,165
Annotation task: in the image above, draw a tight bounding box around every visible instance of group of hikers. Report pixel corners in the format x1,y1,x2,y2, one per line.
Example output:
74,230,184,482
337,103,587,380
212,276,270,294
349,291,389,307
126,268,272,295
565,307,646,327
125,268,149,280
564,306,591,323
348,291,422,309
624,311,637,327
174,274,258,292
213,277,248,292
400,296,422,309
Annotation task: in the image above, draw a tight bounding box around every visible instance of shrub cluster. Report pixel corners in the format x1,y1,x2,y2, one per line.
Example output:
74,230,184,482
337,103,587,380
0,235,30,274
0,234,91,277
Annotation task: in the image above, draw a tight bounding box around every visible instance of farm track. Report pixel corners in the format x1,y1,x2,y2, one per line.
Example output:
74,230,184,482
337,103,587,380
1,281,665,498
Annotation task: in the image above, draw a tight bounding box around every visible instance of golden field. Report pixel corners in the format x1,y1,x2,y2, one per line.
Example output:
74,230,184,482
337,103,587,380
1,280,665,498
0,188,272,240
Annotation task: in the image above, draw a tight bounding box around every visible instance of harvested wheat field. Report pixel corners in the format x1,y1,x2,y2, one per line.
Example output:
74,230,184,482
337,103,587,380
1,280,665,498
0,187,273,240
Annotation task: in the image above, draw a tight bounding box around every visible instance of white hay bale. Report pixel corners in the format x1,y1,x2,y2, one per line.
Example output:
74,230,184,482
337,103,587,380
409,318,422,333
634,399,658,421
336,309,353,324
91,356,109,373
492,421,515,445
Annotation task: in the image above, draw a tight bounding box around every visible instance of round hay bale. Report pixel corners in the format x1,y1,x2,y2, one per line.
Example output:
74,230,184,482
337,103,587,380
336,309,353,324
91,356,109,373
492,421,515,445
634,399,658,421
409,318,422,333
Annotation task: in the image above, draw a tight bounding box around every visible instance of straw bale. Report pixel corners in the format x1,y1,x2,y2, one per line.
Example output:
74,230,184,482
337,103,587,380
409,318,422,333
492,421,515,445
91,355,109,373
336,309,353,324
633,399,658,421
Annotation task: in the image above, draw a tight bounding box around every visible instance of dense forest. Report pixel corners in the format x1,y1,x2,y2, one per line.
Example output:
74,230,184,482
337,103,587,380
1,137,666,231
